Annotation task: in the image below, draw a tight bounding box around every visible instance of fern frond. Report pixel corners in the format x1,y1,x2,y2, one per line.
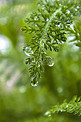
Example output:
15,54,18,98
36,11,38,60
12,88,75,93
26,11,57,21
22,0,81,86
45,96,81,116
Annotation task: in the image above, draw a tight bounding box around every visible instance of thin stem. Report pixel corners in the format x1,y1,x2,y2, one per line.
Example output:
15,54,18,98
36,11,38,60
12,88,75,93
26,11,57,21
39,8,61,52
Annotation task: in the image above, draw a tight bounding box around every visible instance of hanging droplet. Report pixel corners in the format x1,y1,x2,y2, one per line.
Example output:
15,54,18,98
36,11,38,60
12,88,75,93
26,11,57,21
48,61,54,67
31,78,38,87
24,47,33,57
46,56,54,67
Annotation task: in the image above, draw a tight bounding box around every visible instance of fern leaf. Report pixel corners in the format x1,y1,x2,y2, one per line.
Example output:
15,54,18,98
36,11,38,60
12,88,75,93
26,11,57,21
22,0,81,86
45,96,81,116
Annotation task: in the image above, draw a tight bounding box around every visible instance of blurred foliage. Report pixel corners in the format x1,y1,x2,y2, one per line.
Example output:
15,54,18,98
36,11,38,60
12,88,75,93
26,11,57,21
0,0,81,122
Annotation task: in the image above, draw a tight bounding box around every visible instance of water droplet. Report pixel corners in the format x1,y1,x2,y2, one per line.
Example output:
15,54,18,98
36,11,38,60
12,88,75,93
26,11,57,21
31,78,38,87
25,52,31,57
48,61,54,67
56,23,61,27
66,10,70,14
46,56,54,67
46,18,49,22
24,47,33,57
34,16,37,20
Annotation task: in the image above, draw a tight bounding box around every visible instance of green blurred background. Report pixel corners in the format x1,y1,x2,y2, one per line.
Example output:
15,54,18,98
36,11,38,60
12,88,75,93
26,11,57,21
0,0,81,122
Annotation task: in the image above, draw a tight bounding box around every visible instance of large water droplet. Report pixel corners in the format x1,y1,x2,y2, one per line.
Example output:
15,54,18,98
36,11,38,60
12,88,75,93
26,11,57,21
31,78,38,87
24,47,33,57
48,61,54,67
46,56,54,67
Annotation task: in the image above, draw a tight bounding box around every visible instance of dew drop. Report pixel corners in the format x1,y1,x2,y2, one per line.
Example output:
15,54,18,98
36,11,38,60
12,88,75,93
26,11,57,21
48,61,54,67
66,10,70,14
46,18,49,22
24,47,33,57
34,16,37,20
46,56,54,67
31,79,38,87
25,52,31,57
